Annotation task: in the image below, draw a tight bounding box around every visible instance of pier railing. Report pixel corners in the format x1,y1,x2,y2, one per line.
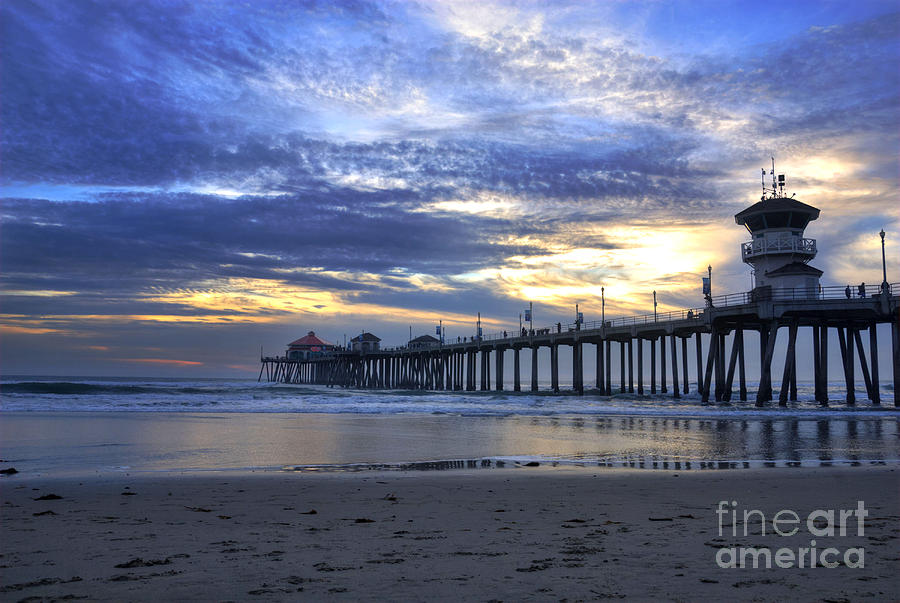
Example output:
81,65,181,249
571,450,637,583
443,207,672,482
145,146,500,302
469,282,899,344
266,282,899,355
709,282,896,307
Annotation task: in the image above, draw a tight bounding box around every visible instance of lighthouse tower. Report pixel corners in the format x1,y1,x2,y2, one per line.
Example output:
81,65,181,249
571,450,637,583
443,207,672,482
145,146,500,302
734,162,823,299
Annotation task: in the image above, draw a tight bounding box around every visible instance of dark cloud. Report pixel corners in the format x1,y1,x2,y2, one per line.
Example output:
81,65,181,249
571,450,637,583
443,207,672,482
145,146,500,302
0,191,543,292
6,0,893,206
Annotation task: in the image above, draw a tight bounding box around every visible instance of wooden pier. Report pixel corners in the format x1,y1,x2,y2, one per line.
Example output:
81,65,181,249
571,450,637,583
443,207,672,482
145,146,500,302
260,284,900,407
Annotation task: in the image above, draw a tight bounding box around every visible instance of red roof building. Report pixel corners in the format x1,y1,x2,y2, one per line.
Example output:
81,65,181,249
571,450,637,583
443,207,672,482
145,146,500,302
286,331,335,360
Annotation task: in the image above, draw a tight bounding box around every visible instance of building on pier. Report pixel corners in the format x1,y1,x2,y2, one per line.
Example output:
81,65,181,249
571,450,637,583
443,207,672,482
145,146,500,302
351,332,381,352
408,334,440,350
286,331,335,360
735,173,822,298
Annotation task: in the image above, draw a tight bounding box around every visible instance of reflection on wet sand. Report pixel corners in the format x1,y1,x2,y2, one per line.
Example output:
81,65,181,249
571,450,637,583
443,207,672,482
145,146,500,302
286,414,898,472
0,412,896,476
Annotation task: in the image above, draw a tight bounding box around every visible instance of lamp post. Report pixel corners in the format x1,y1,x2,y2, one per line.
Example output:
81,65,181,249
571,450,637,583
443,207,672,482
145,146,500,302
601,287,605,329
880,229,888,286
653,290,657,322
529,301,533,334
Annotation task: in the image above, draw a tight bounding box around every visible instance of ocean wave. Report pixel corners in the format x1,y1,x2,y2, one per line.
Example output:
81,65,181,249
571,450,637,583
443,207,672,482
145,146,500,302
1,378,897,418
2,382,163,395
1,380,288,397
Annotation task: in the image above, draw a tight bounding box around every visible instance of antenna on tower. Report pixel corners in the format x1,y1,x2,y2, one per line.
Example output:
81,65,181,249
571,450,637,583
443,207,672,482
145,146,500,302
770,157,776,198
760,168,766,200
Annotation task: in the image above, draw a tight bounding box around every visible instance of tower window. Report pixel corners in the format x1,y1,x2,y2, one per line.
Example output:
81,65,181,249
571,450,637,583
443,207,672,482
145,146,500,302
765,212,789,228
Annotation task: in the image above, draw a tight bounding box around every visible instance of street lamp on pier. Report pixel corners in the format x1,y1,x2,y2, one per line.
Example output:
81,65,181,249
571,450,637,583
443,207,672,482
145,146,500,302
653,290,657,322
880,229,888,292
601,287,605,329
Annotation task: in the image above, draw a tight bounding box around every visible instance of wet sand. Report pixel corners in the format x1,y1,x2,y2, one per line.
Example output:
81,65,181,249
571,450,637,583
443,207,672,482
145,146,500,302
2,466,898,601
3,412,898,476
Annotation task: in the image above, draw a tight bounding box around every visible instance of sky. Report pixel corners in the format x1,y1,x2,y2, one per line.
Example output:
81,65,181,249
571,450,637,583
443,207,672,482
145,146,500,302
1,0,898,377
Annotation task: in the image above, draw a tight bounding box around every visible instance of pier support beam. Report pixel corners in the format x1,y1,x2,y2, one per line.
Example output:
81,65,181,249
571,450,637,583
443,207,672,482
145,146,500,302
715,333,726,401
681,336,689,395
779,320,799,406
627,339,634,393
737,326,747,401
893,320,900,407
853,329,873,402
756,321,778,406
724,330,740,402
513,348,521,392
495,348,504,391
531,346,539,392
596,340,604,394
869,322,880,404
650,338,657,394
619,341,626,393
702,330,717,403
573,341,584,395
838,328,855,405
551,344,560,393
660,335,667,394
821,325,829,405
605,340,612,395
813,325,823,403
670,334,680,399
637,338,644,395
695,332,703,394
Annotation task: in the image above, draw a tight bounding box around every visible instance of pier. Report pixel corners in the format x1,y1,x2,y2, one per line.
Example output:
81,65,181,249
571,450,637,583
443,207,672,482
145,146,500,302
260,284,899,406
259,169,900,407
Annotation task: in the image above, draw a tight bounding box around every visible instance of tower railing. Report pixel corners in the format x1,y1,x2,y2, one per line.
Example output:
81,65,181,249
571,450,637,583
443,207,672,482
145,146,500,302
741,237,816,259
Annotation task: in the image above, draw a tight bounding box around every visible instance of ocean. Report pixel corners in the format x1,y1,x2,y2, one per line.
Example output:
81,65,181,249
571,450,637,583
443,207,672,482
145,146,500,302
2,376,896,415
1,376,898,477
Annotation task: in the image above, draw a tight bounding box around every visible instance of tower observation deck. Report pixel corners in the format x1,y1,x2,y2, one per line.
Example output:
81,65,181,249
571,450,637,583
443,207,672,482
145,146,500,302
735,162,822,299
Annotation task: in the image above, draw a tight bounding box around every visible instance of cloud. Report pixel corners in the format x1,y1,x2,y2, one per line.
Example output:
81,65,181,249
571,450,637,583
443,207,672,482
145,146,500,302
0,0,897,374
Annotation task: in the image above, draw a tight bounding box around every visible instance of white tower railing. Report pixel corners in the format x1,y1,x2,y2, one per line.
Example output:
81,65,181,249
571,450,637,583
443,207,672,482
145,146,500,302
741,236,816,261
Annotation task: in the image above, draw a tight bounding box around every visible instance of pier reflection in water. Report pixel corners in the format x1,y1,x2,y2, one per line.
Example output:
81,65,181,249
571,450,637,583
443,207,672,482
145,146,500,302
1,412,896,476
526,414,900,469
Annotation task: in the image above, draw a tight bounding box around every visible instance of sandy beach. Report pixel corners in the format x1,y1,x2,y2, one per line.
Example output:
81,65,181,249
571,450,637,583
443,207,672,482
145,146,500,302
2,466,897,601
